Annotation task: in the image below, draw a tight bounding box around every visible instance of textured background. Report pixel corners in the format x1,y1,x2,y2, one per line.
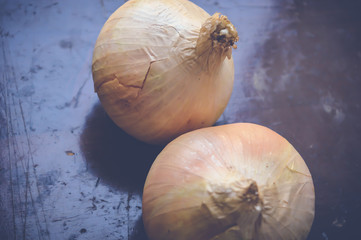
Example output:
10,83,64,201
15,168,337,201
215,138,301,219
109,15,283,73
1,0,361,239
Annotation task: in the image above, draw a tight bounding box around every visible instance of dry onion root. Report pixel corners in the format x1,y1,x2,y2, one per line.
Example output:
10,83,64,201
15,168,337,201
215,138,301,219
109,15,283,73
142,123,315,240
92,0,238,145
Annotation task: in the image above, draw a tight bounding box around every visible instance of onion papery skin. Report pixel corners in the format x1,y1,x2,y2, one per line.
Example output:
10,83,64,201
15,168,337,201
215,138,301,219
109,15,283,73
142,123,315,240
92,0,237,145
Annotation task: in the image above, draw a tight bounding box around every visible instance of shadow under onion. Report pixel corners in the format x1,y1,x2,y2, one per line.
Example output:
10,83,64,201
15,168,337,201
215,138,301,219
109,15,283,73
79,102,163,193
130,216,149,240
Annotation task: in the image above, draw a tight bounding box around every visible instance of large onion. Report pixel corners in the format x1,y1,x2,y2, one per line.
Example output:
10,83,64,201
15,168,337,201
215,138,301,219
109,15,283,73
142,123,315,240
92,0,238,144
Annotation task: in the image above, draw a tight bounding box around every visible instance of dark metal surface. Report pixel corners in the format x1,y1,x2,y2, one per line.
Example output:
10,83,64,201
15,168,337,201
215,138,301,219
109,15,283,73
1,0,360,239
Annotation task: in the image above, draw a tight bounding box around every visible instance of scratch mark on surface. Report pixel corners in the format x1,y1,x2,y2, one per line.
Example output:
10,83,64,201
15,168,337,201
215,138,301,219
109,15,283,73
1,40,17,239
1,34,50,240
127,192,132,238
43,2,59,9
51,214,81,222
57,48,93,109
95,177,100,188
56,77,89,109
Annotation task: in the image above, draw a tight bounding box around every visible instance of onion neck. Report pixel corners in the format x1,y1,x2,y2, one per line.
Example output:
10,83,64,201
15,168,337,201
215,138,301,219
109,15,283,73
195,13,239,71
206,178,263,240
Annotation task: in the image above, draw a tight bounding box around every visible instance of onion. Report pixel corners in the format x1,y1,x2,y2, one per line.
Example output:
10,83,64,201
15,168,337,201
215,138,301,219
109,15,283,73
92,0,238,144
142,123,315,240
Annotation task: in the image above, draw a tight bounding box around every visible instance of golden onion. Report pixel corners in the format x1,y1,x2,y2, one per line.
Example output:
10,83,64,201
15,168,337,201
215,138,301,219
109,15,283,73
142,123,315,240
92,0,238,144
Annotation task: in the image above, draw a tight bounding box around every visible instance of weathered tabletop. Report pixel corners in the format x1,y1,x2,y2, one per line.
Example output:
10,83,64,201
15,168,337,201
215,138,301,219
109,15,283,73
1,0,361,239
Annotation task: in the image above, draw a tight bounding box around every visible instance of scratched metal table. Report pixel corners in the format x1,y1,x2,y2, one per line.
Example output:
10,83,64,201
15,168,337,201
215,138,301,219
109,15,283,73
1,0,361,239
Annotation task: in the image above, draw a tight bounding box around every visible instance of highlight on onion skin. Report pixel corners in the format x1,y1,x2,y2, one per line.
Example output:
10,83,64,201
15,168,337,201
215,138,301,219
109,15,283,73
92,0,238,145
142,123,315,240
